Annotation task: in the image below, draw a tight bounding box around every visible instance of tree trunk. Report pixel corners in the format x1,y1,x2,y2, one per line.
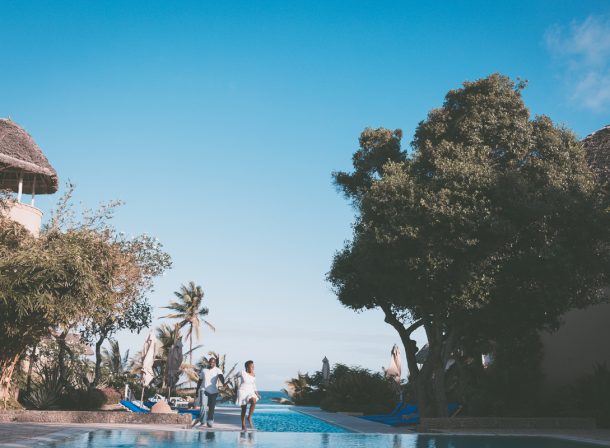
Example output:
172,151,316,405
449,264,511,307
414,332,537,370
57,330,69,388
0,352,21,408
380,304,423,379
26,343,38,394
190,332,193,366
92,332,107,388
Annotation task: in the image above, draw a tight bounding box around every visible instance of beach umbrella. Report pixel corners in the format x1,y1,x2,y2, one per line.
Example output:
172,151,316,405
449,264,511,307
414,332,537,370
321,357,330,385
139,332,157,402
385,344,401,384
166,336,184,398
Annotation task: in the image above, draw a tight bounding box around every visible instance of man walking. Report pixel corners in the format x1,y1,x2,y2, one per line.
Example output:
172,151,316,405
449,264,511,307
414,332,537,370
193,357,225,428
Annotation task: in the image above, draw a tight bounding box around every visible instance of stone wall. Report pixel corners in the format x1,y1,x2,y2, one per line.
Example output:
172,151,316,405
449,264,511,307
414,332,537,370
417,417,596,432
0,410,191,426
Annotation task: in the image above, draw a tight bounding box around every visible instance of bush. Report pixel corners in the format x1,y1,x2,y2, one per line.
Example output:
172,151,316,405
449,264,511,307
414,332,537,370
99,387,121,405
284,372,324,406
59,388,107,410
22,365,63,410
320,364,398,415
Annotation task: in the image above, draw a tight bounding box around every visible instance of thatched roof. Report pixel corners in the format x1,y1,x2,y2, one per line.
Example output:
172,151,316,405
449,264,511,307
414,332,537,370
583,124,610,183
0,118,58,194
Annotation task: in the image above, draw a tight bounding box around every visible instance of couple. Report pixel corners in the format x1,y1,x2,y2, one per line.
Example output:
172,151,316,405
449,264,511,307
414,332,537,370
193,358,260,431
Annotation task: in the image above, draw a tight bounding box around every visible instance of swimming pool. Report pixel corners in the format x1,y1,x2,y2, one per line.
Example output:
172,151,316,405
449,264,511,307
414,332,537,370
252,407,348,432
42,430,605,447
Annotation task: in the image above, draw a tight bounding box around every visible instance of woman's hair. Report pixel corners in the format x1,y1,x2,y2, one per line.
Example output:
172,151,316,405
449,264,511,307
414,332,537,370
245,360,254,370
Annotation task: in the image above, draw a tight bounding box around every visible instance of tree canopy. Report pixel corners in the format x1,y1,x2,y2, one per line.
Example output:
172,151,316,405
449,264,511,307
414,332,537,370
329,74,610,416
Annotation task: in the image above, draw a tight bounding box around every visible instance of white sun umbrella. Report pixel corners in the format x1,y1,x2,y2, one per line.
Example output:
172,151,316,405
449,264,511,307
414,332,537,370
385,344,402,384
166,336,184,399
139,332,157,403
322,357,330,385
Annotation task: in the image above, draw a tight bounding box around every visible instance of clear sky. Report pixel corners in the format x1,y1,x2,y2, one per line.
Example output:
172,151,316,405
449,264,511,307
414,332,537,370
1,1,609,389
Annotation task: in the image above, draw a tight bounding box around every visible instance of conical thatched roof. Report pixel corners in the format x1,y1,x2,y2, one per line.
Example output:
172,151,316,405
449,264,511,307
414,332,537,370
0,118,58,195
582,124,610,183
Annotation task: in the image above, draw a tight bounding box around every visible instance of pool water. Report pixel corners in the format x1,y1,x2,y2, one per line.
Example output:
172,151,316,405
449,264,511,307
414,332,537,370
44,430,603,448
252,407,348,432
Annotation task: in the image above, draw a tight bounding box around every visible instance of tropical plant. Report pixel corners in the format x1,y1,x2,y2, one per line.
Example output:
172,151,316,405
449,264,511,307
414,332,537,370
99,339,135,390
320,364,397,415
162,282,215,365
283,372,323,406
23,364,63,410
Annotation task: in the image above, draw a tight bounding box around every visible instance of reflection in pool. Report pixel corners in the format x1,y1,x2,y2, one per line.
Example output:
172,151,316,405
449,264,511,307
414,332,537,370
47,429,603,448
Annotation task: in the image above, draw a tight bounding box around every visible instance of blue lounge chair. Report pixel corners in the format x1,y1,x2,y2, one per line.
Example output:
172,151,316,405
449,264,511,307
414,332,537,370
362,403,417,422
361,401,408,421
369,403,460,426
120,400,149,413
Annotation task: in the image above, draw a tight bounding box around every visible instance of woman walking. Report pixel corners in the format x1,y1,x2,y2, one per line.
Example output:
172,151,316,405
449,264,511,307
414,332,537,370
236,360,260,431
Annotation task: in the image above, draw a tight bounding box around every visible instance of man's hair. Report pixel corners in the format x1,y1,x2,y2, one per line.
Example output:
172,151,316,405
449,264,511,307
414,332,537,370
209,357,218,365
245,360,254,370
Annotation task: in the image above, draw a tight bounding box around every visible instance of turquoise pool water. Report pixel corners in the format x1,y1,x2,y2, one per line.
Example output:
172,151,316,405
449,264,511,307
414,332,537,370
252,407,348,432
45,430,603,447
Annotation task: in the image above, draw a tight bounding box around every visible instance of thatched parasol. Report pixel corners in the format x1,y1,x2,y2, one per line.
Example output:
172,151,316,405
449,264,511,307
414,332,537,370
0,118,58,198
582,124,610,183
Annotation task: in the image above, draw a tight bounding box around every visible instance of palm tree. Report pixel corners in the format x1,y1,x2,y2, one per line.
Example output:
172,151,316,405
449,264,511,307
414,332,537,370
102,340,130,377
162,282,215,365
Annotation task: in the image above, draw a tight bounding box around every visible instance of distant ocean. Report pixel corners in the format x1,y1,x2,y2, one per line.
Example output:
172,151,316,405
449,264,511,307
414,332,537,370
257,390,290,405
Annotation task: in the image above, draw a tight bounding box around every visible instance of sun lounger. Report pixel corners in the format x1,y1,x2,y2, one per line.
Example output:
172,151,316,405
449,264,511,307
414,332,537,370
366,403,460,426
362,402,417,422
120,399,149,413
361,401,408,421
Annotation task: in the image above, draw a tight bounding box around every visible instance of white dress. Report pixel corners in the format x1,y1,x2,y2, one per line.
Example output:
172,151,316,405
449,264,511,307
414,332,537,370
236,370,258,406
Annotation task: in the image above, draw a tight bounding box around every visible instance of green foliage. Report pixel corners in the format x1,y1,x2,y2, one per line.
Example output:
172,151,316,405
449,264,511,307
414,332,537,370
162,281,215,365
99,387,121,405
59,388,107,410
284,371,324,406
285,364,397,414
320,364,397,415
23,364,62,410
102,340,130,377
452,332,544,417
329,73,610,416
0,185,171,400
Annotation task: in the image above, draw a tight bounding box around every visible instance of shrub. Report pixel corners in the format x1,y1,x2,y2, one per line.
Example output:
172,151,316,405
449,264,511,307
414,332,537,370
320,364,398,415
59,388,107,410
99,387,121,405
22,365,63,410
284,372,324,406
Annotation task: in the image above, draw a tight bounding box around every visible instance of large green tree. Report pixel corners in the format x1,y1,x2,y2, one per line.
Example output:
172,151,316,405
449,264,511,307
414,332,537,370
0,222,116,404
44,188,172,388
329,74,609,417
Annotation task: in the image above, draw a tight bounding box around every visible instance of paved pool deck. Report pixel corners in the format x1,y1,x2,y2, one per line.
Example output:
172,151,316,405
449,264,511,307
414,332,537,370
2,407,610,447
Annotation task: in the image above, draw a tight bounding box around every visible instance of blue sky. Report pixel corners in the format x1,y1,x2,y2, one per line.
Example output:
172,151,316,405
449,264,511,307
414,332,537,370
1,1,609,389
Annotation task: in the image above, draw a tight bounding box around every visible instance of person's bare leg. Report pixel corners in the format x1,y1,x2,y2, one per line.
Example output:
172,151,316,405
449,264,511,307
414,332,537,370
247,399,257,429
240,405,247,431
